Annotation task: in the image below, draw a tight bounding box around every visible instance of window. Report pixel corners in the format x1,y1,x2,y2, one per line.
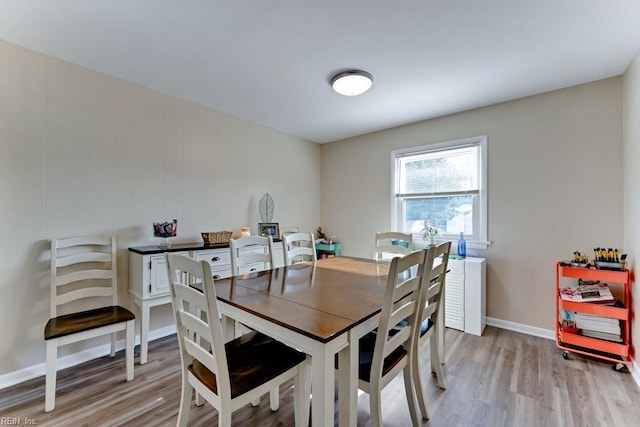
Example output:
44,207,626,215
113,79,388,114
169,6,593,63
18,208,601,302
391,136,488,249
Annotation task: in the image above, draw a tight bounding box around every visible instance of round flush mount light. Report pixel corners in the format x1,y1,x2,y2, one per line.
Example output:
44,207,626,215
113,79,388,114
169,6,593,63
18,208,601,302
330,70,373,96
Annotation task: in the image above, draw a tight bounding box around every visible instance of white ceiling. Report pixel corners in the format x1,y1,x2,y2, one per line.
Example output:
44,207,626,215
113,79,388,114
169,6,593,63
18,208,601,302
1,1,640,143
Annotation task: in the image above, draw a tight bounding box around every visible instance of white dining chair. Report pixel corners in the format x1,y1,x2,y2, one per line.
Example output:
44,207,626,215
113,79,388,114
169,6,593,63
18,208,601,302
44,235,134,412
165,253,309,427
229,235,275,275
229,234,280,408
282,232,317,266
356,250,427,426
411,241,450,419
374,231,413,261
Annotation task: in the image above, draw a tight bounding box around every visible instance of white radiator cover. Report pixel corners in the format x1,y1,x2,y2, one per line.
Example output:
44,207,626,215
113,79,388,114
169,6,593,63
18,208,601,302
443,256,487,336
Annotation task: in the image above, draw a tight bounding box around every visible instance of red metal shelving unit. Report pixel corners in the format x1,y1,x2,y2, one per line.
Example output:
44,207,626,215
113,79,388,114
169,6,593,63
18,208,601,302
555,263,630,370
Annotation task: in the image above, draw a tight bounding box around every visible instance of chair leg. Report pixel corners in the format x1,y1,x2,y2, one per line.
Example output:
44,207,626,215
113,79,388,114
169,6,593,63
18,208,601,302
177,375,193,427
270,387,280,411
126,320,134,381
219,407,232,427
110,332,116,357
403,365,420,427
412,346,430,420
369,388,384,427
293,361,310,427
195,393,205,407
45,340,57,412
430,336,446,389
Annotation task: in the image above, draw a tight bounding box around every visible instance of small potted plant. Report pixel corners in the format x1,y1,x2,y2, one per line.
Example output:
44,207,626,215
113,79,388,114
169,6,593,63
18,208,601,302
422,223,439,246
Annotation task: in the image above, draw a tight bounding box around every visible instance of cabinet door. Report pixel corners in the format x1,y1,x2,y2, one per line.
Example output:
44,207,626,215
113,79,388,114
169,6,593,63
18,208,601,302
445,258,465,331
149,255,170,296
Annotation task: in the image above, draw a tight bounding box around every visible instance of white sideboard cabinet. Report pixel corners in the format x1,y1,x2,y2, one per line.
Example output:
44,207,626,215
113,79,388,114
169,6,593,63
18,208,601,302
129,241,283,363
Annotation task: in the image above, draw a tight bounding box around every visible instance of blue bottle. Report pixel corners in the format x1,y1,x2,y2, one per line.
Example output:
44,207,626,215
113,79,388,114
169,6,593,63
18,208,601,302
457,232,466,257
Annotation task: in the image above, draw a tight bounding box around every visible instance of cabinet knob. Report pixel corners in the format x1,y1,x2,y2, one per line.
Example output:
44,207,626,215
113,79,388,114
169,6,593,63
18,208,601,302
211,257,220,262
250,268,257,272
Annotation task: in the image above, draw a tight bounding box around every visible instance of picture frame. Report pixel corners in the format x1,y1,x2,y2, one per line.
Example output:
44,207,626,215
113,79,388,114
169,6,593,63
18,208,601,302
258,222,280,239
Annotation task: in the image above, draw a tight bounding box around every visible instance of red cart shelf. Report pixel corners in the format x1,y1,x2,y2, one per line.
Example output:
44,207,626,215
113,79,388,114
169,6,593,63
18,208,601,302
555,263,631,369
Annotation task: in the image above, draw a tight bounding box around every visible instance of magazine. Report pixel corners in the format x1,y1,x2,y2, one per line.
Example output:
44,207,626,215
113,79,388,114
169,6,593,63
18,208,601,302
559,282,614,303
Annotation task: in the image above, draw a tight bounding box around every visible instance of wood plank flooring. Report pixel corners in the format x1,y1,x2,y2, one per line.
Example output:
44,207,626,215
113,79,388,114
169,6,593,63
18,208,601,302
1,326,639,426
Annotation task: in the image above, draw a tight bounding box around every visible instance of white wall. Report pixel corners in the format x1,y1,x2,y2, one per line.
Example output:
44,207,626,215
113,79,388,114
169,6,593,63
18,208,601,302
321,78,623,330
0,41,321,376
623,49,640,369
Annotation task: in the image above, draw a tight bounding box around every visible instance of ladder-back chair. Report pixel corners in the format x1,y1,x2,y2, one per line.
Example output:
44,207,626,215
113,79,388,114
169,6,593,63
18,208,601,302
165,253,309,427
44,235,134,412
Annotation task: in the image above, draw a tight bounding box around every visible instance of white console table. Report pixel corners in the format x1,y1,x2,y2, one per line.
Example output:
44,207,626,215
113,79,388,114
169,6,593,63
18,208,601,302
128,241,283,363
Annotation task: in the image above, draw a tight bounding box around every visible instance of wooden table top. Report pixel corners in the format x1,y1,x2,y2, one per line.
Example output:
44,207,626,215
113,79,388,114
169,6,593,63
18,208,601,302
214,257,390,343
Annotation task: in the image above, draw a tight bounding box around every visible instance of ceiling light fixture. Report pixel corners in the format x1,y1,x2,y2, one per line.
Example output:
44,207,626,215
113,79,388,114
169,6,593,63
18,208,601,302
331,70,373,96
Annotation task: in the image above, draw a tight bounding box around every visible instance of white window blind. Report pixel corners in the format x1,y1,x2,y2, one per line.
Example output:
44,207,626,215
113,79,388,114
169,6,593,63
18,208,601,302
391,136,488,248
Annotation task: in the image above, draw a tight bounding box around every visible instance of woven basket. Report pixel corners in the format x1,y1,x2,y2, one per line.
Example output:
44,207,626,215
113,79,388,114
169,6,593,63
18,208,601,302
201,231,233,245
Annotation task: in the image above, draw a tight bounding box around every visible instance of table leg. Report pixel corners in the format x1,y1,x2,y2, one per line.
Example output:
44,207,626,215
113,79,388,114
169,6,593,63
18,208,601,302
221,315,236,342
338,331,358,427
311,344,335,427
140,300,150,364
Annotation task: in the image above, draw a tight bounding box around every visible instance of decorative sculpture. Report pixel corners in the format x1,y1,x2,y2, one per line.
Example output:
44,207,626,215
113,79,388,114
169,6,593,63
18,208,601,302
259,193,274,222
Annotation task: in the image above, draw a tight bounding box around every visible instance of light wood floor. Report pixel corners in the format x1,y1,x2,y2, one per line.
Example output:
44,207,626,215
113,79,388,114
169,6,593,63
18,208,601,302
2,326,639,426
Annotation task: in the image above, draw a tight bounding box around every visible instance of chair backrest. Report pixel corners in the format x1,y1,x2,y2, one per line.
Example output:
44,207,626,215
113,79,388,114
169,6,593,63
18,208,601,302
374,232,413,261
416,242,451,340
50,235,117,318
165,253,231,399
229,235,275,275
370,250,427,384
282,232,317,266
279,226,300,237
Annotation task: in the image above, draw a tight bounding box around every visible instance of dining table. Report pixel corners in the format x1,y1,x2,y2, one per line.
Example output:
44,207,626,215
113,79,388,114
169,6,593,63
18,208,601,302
212,256,391,427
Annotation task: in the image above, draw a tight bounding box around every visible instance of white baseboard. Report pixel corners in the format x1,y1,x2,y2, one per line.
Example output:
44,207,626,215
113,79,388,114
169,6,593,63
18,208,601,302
5,319,640,392
486,316,556,340
629,359,640,388
0,325,176,390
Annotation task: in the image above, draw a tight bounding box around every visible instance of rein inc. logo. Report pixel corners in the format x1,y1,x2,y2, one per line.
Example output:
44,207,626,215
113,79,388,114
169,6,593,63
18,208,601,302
1,417,37,425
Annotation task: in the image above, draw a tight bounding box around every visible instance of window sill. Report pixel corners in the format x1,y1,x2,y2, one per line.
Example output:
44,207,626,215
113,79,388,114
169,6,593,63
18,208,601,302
414,240,491,250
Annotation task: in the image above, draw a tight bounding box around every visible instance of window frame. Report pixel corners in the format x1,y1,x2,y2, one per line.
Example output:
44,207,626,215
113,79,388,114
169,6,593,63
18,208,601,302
390,135,489,250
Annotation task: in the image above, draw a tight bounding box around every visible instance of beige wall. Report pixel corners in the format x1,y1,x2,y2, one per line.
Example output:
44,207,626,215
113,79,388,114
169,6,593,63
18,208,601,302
0,36,633,380
321,78,623,330
0,41,321,376
623,49,640,364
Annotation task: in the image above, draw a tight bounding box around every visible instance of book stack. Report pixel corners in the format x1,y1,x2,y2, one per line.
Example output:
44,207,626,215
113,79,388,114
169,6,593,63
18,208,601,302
575,312,622,342
559,282,622,342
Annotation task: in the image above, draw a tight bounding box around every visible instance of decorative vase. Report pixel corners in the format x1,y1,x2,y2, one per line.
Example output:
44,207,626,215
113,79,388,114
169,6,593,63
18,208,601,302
240,227,250,237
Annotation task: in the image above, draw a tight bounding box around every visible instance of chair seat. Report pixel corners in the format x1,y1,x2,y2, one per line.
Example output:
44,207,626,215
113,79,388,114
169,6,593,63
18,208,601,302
357,331,407,383
390,317,433,338
44,306,135,340
189,331,306,398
